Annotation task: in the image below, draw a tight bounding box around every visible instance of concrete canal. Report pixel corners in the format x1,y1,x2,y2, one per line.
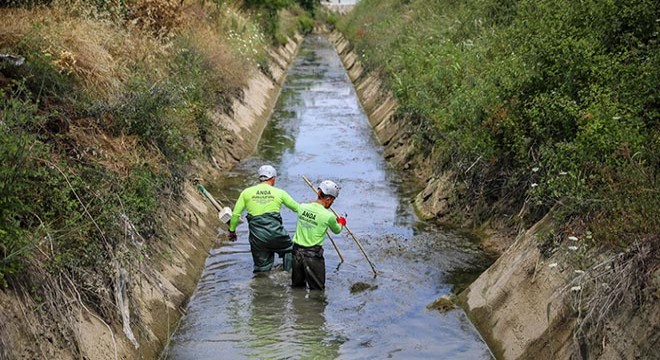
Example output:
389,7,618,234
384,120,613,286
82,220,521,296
165,35,494,360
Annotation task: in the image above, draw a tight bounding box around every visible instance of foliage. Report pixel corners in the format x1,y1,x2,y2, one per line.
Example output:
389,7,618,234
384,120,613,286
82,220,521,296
0,86,43,287
296,13,314,34
240,0,315,44
0,81,166,290
109,73,193,168
338,0,659,246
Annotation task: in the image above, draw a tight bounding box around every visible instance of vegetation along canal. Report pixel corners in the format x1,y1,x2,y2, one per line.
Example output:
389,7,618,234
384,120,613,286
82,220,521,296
165,35,494,359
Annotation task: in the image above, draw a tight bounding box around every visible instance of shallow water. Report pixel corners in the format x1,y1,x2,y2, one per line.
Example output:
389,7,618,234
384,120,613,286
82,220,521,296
165,35,493,360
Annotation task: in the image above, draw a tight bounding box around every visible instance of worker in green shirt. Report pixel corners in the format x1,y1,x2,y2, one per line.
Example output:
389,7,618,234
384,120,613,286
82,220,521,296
228,165,300,272
291,180,346,290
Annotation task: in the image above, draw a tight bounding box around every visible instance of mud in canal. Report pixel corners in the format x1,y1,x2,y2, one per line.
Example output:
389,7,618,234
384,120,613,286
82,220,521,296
164,35,494,359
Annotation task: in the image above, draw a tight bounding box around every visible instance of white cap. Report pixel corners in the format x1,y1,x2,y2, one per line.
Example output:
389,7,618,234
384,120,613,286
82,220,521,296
318,180,340,198
258,165,277,181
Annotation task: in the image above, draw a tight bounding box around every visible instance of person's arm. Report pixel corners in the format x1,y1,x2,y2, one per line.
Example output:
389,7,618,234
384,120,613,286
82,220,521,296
328,216,343,234
281,190,300,213
229,191,247,232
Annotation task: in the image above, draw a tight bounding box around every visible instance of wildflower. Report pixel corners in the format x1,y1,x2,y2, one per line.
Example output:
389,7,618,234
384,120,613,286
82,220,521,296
532,167,540,172
531,183,538,188
568,246,579,251
568,236,579,241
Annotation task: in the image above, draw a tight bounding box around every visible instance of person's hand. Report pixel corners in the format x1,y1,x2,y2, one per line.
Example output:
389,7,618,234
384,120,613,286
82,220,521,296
228,231,237,242
336,216,346,227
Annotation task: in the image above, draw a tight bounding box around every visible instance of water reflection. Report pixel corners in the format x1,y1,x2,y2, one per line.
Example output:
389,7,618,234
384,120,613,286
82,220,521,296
241,273,339,359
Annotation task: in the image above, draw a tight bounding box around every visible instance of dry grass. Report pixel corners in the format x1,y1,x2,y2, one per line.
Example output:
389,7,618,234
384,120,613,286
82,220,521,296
183,23,252,89
0,3,169,100
0,0,266,99
126,0,182,36
179,2,264,89
560,239,659,353
68,119,164,179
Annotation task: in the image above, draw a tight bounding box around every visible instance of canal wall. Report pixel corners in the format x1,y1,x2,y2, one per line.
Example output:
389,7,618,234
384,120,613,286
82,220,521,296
0,35,302,360
121,35,303,359
326,29,659,360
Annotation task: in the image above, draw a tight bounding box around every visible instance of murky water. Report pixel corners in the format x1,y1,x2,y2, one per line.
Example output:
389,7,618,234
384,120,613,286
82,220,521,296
165,35,493,360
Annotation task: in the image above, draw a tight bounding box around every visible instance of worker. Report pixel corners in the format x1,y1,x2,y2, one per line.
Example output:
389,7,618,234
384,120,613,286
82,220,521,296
228,165,300,272
291,180,346,290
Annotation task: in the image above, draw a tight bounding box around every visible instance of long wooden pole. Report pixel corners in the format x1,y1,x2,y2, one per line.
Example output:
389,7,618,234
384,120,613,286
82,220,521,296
302,176,378,277
327,231,345,264
197,184,223,212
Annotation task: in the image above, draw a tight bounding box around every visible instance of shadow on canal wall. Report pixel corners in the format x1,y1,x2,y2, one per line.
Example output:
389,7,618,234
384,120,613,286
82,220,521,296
324,28,659,360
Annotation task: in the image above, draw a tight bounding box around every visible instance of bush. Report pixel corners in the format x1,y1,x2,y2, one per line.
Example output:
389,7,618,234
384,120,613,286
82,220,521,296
0,86,43,286
296,14,314,34
338,0,659,244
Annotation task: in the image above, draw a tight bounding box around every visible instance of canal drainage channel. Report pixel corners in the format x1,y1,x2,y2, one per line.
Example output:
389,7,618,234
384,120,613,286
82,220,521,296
165,35,494,360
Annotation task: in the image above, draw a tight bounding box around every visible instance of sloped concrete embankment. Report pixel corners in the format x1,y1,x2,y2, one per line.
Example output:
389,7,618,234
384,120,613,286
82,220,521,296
459,217,659,360
0,35,302,360
328,29,659,360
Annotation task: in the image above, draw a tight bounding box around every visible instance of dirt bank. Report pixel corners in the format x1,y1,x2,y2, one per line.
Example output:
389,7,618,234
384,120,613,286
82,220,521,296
327,29,659,360
0,35,301,360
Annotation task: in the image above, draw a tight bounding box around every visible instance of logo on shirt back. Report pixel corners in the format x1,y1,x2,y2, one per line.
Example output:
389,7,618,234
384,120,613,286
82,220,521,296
253,189,274,204
301,210,317,226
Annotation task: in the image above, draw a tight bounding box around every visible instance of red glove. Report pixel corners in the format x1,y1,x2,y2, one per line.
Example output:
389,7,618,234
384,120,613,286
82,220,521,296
228,231,237,242
336,217,346,227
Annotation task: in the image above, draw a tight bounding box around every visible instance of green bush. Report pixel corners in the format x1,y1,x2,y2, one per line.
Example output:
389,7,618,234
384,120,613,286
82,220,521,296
0,81,171,288
339,0,659,244
109,72,194,171
296,14,314,34
0,86,43,286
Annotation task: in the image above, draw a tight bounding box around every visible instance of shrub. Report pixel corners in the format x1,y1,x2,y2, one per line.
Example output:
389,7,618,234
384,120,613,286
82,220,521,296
0,85,44,286
338,0,659,244
296,14,314,34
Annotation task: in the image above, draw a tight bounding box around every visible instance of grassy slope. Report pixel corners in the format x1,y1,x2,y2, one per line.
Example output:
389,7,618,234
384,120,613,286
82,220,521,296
337,0,658,355
339,0,660,255
0,0,312,356
338,0,658,251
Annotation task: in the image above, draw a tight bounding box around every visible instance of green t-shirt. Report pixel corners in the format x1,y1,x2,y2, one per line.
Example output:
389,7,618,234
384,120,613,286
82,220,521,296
229,183,299,231
293,202,342,247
